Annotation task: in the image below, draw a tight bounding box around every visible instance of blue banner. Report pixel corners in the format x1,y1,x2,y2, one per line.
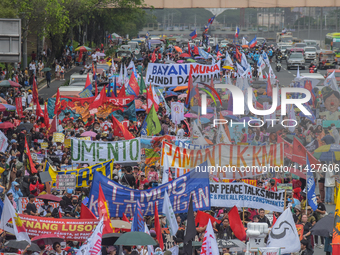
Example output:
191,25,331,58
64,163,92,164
88,162,210,217
306,155,317,211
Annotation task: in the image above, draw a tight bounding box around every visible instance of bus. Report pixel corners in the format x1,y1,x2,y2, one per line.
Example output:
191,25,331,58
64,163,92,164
325,32,340,58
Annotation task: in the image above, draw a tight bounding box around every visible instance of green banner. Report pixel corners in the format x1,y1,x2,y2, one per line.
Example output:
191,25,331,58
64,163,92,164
71,138,140,164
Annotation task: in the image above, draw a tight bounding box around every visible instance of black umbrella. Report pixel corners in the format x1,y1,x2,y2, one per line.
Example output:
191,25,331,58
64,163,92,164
217,239,238,248
310,213,334,237
102,232,122,246
266,124,285,133
4,240,40,251
17,123,34,131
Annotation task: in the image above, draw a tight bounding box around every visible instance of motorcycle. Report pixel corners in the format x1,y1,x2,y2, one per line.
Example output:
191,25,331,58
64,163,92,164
276,61,281,72
309,66,317,73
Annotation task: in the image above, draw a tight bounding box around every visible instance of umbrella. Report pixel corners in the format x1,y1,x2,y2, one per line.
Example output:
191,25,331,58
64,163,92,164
284,135,305,145
266,124,285,133
164,91,178,98
96,52,106,57
222,66,234,70
112,33,121,39
81,131,97,138
201,113,214,119
0,122,14,129
184,113,198,118
178,94,187,99
221,110,233,116
17,123,34,131
229,239,246,252
164,60,175,64
200,117,210,124
310,213,334,237
110,220,131,229
41,67,52,72
0,97,7,104
2,104,16,111
187,59,196,62
75,46,91,51
114,232,157,246
37,194,62,202
102,233,122,246
180,53,191,58
225,115,240,121
0,104,6,112
174,85,188,92
217,239,238,249
314,144,340,161
179,241,202,248
5,240,40,251
242,45,249,48
31,234,64,245
0,80,21,88
174,46,182,53
177,60,184,63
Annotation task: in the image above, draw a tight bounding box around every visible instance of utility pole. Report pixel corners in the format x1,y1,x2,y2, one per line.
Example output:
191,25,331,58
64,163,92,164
320,7,323,45
22,17,27,69
308,7,311,39
336,7,338,32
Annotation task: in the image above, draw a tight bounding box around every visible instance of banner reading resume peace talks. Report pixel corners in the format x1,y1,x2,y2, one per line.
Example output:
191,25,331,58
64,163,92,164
88,163,210,217
146,61,221,87
210,183,285,212
71,138,140,164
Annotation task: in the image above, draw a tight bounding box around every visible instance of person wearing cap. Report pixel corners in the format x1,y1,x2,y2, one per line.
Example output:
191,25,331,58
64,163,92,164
62,188,73,207
265,179,277,192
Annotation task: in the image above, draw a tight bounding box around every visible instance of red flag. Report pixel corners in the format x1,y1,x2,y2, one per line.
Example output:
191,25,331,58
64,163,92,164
188,42,191,55
304,80,315,106
80,203,97,219
48,116,57,136
292,137,319,166
90,85,107,110
44,102,49,130
35,101,44,119
154,202,164,250
127,72,140,96
277,135,293,160
228,206,246,241
185,68,193,107
54,88,61,115
146,85,158,113
95,81,98,96
111,115,135,140
216,51,222,60
85,73,91,89
235,48,242,62
193,46,199,55
272,214,277,225
25,137,37,174
118,84,127,98
207,47,211,53
15,97,23,118
98,184,114,235
151,50,156,63
32,75,38,103
266,75,272,97
195,211,221,227
59,208,62,218
122,213,129,222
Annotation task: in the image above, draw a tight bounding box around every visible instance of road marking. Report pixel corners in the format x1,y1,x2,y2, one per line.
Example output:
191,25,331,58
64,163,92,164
288,71,291,74
293,74,296,77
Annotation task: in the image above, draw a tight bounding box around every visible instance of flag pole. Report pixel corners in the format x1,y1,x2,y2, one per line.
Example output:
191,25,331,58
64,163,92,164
242,207,245,226
284,189,287,210
306,152,308,215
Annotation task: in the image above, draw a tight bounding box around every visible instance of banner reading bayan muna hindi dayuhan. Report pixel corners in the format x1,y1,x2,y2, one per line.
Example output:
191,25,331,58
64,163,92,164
210,182,285,212
71,138,140,164
146,61,221,87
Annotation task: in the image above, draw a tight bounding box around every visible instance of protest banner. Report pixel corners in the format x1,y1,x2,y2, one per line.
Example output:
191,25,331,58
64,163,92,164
40,142,49,149
52,133,65,143
47,96,135,123
146,61,221,87
48,158,115,187
64,139,71,148
161,142,284,179
88,163,210,217
220,179,257,186
79,88,93,98
71,138,140,164
19,214,99,241
18,197,59,214
210,183,285,212
0,130,8,153
78,136,91,141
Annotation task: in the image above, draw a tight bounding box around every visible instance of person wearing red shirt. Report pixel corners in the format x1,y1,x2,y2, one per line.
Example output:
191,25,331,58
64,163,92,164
122,116,129,129
136,172,149,190
265,179,277,192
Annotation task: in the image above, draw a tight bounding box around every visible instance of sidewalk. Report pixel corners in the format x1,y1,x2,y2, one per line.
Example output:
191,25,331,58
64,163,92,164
39,65,83,100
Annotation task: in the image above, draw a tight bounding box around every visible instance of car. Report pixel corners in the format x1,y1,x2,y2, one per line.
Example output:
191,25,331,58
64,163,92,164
294,43,307,48
220,40,228,47
287,52,305,70
69,73,93,86
304,47,317,61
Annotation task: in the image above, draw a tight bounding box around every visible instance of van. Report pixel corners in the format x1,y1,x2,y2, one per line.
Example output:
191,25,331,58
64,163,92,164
69,73,93,87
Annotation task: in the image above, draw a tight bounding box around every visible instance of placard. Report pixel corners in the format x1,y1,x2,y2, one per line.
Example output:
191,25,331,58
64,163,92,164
40,142,48,149
52,133,65,143
56,175,77,190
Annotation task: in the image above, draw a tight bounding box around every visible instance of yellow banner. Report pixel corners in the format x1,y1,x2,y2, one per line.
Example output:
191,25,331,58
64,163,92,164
48,159,115,187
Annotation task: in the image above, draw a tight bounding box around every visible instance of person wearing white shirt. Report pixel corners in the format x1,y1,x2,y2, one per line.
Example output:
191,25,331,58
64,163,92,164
21,96,26,109
91,52,97,66
27,93,33,105
176,124,185,138
325,165,336,204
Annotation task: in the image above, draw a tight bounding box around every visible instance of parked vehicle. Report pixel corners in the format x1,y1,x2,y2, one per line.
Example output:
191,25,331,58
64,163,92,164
316,50,336,69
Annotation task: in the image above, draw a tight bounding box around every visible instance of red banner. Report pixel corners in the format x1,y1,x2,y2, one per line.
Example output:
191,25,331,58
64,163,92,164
19,214,99,241
15,97,23,118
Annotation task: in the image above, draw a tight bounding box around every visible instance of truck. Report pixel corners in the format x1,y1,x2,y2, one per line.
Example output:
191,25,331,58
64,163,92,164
276,32,293,45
